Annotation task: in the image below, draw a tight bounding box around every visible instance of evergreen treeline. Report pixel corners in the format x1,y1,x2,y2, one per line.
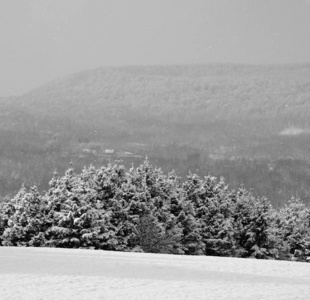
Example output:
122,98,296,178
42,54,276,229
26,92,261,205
0,161,309,262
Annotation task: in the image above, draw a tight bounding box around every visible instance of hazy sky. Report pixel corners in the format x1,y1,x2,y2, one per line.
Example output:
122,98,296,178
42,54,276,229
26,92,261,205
1,0,310,96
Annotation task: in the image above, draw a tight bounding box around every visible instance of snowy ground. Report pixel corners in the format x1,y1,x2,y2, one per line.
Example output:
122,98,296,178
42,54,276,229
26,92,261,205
0,247,309,300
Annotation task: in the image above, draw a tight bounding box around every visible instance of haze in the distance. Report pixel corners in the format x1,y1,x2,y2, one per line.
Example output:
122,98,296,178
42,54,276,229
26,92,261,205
1,0,310,96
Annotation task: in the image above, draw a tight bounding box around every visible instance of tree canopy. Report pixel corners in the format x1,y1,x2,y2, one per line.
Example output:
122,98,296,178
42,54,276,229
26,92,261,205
1,160,309,262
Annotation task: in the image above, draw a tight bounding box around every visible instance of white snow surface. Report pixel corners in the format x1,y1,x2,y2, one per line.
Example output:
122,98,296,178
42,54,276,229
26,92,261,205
0,247,310,300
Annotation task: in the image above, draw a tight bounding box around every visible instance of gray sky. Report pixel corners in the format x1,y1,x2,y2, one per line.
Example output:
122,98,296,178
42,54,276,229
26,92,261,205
1,0,310,96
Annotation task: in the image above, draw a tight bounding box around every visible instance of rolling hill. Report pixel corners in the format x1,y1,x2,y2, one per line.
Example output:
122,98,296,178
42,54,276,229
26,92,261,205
20,64,310,122
5,63,310,149
1,63,310,206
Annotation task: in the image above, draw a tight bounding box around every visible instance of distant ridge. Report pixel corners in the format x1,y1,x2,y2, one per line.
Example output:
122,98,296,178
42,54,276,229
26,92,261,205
17,63,310,128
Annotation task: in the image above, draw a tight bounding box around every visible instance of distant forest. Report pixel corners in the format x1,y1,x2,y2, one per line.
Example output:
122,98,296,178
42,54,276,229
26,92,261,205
1,64,310,208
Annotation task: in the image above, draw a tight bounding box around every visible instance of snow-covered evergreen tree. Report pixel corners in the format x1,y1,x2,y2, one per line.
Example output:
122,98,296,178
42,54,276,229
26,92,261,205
1,186,47,246
275,198,310,261
183,174,236,256
232,189,279,259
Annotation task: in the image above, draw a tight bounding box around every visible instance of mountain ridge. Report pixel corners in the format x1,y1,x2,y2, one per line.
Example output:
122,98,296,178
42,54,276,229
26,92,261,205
18,63,310,126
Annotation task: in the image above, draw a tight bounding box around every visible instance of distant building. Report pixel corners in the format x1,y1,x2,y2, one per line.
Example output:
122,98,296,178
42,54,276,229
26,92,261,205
105,149,115,154
82,149,96,155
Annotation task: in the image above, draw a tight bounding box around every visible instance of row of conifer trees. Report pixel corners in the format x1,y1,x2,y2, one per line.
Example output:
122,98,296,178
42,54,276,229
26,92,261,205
0,160,309,261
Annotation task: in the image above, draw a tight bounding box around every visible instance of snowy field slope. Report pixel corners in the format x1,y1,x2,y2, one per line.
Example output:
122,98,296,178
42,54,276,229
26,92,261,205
0,247,310,300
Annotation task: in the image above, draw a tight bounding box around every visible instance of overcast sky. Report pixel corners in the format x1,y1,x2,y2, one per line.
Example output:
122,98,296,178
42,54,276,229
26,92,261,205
1,0,310,96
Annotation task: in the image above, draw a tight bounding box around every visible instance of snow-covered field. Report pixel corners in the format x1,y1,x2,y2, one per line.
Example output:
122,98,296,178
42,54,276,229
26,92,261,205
0,247,309,300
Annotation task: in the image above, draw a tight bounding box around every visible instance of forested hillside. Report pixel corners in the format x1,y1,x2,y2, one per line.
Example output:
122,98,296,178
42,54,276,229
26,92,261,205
21,64,310,125
1,64,310,206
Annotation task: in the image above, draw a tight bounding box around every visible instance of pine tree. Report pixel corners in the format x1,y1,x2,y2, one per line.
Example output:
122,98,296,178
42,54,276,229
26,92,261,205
276,198,310,261
1,186,47,246
232,190,278,259
183,174,236,256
